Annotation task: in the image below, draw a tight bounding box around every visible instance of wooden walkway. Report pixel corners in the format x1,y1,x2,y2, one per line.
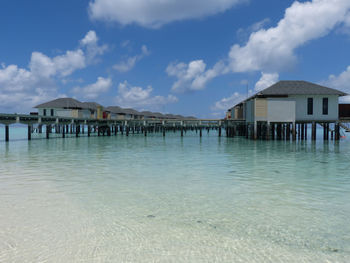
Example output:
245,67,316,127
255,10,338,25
1,113,350,142
0,113,225,141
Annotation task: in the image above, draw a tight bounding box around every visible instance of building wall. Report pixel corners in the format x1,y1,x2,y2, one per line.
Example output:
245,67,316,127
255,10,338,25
38,108,92,118
245,100,255,123
241,94,339,123
255,99,267,121
289,95,339,121
267,100,296,122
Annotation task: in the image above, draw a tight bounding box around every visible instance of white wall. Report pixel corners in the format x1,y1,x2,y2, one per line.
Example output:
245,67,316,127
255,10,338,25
267,100,296,122
245,100,254,123
290,95,339,121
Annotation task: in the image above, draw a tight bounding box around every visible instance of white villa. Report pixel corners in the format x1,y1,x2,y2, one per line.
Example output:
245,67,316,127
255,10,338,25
229,81,347,124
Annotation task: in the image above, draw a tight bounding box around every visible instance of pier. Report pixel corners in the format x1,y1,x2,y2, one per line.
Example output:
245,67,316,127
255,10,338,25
1,113,349,142
0,113,224,141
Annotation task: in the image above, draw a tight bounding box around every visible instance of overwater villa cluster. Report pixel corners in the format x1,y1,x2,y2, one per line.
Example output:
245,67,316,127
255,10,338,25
34,98,196,121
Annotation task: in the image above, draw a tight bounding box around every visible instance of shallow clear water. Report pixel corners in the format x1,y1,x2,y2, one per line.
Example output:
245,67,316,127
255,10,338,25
1,126,350,262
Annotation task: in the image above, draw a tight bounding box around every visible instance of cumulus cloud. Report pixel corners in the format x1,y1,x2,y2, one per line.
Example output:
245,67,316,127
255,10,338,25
0,31,107,113
211,72,278,114
254,72,279,91
236,18,271,42
72,77,112,99
166,60,226,93
323,66,350,102
170,0,350,93
80,30,108,63
114,45,150,73
212,92,248,111
228,0,350,73
88,0,246,28
115,81,178,109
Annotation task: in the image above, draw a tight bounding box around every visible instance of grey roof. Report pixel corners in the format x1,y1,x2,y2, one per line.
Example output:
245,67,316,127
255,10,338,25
35,98,84,109
123,108,142,115
258,81,347,96
152,112,165,118
141,111,156,117
184,116,197,120
82,102,103,110
232,80,347,108
164,114,177,119
106,106,125,114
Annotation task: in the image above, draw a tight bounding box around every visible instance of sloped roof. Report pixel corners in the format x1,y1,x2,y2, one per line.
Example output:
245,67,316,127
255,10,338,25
184,116,197,120
259,81,347,96
123,108,142,115
35,98,84,109
106,106,125,114
141,111,156,117
164,114,177,119
152,112,165,118
232,80,347,109
82,102,103,110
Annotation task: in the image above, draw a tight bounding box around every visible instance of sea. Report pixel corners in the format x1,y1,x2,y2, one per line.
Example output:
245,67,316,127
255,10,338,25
0,125,349,262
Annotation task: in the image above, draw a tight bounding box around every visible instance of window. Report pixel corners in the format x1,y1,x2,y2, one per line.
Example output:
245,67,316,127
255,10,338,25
50,109,54,116
323,98,328,115
43,109,46,116
307,98,313,115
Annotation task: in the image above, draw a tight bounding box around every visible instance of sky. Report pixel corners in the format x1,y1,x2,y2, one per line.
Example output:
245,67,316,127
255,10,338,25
1,0,350,118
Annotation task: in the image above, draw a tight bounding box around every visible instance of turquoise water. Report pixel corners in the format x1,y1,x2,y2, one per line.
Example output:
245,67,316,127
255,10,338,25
0,126,350,262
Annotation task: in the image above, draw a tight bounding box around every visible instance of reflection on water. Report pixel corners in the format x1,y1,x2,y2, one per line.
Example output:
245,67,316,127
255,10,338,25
0,127,350,262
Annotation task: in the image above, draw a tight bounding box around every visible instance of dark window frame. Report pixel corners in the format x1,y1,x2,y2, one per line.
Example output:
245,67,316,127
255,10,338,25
50,109,54,116
43,109,47,116
307,98,313,115
323,97,328,115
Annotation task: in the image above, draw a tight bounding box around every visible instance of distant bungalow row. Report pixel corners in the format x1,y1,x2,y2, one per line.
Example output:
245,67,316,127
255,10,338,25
34,98,196,120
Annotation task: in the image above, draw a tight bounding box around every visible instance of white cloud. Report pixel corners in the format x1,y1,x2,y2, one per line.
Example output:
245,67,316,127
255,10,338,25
166,60,225,92
114,45,150,73
171,0,350,94
236,18,270,42
72,77,112,99
254,72,279,91
115,81,178,109
80,30,108,63
212,92,248,111
323,66,350,102
228,0,350,73
88,0,246,28
0,31,107,113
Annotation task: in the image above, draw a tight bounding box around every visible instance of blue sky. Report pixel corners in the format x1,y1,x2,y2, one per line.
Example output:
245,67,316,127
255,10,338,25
1,0,350,117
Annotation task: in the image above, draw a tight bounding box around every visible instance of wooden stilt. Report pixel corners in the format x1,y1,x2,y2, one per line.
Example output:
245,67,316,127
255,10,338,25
286,123,291,140
5,125,9,142
304,123,308,140
46,125,50,139
292,122,296,141
27,125,31,141
335,122,340,141
312,122,316,140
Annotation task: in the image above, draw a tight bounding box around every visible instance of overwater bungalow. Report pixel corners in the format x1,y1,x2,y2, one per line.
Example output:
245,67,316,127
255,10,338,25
229,81,347,123
81,102,104,119
123,108,143,120
35,98,91,118
106,106,127,120
141,111,157,119
227,80,348,140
